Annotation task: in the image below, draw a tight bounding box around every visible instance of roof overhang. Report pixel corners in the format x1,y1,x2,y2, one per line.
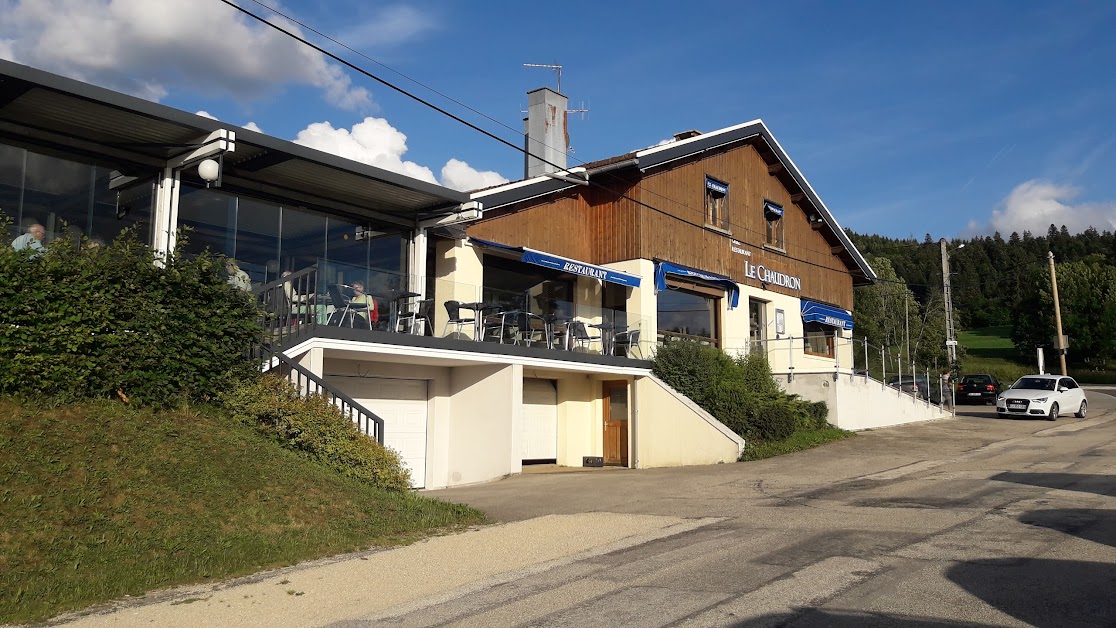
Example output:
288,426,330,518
0,59,469,226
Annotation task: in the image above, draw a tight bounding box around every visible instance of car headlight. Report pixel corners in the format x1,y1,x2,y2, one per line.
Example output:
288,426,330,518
1033,397,1048,403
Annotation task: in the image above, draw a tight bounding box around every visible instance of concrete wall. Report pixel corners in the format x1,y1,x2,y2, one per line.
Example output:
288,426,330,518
446,363,522,487
433,239,483,339
556,375,600,467
633,375,744,468
783,372,950,431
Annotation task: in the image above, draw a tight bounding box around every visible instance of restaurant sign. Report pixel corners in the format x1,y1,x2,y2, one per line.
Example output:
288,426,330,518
744,260,801,291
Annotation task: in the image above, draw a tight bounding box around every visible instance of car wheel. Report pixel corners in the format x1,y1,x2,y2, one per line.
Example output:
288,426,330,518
1047,402,1059,421
1075,400,1087,419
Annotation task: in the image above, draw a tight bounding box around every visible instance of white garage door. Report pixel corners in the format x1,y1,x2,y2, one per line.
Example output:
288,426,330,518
335,377,428,489
523,379,558,461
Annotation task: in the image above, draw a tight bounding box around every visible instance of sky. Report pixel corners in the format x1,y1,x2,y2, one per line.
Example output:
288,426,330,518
2,0,1115,240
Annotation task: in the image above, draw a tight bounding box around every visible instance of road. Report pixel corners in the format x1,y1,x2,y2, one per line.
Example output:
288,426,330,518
58,391,1116,627
391,391,1116,627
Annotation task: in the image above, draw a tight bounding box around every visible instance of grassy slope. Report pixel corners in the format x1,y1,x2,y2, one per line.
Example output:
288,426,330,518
0,400,485,625
958,326,1116,384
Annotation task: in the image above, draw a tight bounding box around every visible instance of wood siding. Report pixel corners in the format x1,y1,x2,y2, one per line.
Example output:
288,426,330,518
466,142,854,311
637,143,853,310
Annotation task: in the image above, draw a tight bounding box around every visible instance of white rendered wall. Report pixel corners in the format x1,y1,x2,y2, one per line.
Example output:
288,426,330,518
633,375,744,468
433,239,483,339
445,363,522,487
783,373,950,431
556,375,600,467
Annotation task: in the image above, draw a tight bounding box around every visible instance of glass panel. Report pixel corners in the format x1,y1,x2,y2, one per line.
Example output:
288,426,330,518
0,145,24,241
23,151,94,245
658,288,716,342
178,184,236,257
234,197,280,286
279,206,325,274
804,322,833,356
608,386,628,422
91,171,153,246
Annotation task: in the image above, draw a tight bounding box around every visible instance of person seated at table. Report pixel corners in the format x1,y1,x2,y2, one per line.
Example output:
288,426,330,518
350,281,379,326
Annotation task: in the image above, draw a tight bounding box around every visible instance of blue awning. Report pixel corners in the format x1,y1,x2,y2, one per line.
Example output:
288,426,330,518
801,300,853,330
654,260,740,308
470,238,641,287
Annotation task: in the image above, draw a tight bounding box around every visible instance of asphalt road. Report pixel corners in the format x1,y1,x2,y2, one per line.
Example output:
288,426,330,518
389,390,1116,627
56,392,1116,627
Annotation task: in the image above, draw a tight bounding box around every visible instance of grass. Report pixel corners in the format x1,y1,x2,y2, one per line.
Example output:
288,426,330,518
957,326,1116,385
0,399,486,625
739,426,854,461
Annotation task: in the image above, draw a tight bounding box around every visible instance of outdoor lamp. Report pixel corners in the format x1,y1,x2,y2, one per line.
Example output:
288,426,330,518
198,158,220,185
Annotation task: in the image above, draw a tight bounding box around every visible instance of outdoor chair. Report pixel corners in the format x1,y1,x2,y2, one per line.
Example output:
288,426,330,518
397,299,433,335
611,328,642,358
568,321,601,353
442,300,475,338
326,284,372,329
508,311,547,347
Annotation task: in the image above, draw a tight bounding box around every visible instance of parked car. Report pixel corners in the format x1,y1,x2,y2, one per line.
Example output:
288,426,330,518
887,374,944,405
956,374,1002,405
996,374,1087,421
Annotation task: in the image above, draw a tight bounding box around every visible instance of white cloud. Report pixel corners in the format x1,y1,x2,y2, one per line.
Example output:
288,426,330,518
440,159,509,191
294,117,437,184
195,110,217,120
292,117,508,191
338,5,437,49
975,179,1116,235
242,121,263,133
0,0,372,110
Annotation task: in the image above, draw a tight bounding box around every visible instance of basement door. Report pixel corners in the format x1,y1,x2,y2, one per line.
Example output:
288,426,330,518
603,381,629,466
334,377,428,489
522,379,558,462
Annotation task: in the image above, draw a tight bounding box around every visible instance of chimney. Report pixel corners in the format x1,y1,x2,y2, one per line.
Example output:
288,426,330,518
673,129,702,141
525,87,568,178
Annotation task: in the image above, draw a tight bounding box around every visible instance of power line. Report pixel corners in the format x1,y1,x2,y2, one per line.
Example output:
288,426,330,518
218,0,860,281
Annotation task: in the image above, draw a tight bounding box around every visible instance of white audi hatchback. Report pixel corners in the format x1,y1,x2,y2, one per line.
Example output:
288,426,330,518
996,374,1087,421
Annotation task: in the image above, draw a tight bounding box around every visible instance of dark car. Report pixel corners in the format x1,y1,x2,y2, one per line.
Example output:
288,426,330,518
956,374,1002,405
887,374,944,405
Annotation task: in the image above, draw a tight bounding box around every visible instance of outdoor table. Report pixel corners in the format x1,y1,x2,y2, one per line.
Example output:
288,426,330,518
458,301,503,341
589,322,628,356
376,289,421,332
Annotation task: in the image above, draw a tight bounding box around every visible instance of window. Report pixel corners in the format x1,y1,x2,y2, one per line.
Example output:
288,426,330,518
657,280,720,347
803,322,834,357
749,299,768,354
763,200,784,249
482,254,575,316
705,177,729,230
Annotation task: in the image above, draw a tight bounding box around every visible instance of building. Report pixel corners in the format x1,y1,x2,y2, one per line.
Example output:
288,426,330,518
0,60,938,491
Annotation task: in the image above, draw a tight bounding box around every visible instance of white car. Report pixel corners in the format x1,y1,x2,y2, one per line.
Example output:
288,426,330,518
996,374,1087,421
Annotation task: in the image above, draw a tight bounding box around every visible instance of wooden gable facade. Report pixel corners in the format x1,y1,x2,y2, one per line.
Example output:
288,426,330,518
467,136,862,311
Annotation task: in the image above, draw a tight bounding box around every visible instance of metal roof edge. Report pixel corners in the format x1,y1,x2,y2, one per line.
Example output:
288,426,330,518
0,59,468,207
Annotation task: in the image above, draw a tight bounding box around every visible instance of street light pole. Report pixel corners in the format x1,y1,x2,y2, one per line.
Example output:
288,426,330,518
940,238,958,371
1048,251,1068,376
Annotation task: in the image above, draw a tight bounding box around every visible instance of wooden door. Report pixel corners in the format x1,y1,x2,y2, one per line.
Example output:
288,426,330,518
602,381,629,466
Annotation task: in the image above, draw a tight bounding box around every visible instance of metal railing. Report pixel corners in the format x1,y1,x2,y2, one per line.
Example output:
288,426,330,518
255,265,319,349
255,343,385,444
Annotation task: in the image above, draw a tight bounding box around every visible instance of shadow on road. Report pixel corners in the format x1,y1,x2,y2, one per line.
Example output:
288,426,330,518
734,608,997,627
991,471,1116,498
944,558,1116,627
1018,508,1116,549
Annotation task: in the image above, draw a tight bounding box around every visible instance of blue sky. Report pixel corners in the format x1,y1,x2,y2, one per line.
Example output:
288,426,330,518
3,0,1115,239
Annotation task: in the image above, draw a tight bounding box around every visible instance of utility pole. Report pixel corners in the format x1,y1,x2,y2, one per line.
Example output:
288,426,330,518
1048,251,1068,376
940,238,958,371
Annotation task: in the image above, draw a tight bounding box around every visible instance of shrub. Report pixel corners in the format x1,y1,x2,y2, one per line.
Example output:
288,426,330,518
0,226,261,405
651,341,737,407
653,340,831,443
220,375,412,492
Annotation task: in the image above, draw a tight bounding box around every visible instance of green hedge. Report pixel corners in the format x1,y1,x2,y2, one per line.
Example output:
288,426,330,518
0,227,261,405
652,341,830,443
220,375,412,492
